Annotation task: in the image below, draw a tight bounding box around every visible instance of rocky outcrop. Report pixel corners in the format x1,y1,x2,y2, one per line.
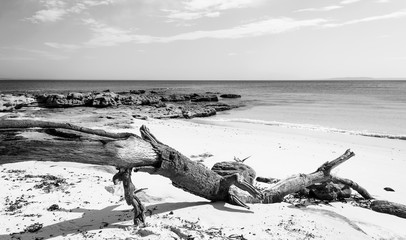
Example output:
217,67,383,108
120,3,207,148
160,94,190,102
190,94,218,102
204,103,234,112
0,94,35,112
36,92,92,108
139,96,161,106
182,107,216,119
2,90,243,119
220,94,241,99
120,95,141,105
92,92,119,108
67,92,84,100
44,94,86,108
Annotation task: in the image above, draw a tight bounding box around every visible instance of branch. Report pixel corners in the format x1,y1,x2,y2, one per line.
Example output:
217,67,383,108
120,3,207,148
371,200,406,218
0,119,140,139
260,149,355,203
331,176,373,200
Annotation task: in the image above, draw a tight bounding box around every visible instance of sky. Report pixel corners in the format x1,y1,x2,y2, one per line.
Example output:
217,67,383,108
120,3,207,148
0,0,406,80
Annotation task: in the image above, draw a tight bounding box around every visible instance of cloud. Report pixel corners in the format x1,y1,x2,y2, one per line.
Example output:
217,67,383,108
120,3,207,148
183,0,264,11
28,8,67,23
46,17,326,49
294,0,361,13
340,0,361,4
26,0,117,23
81,18,158,46
324,9,406,27
164,0,265,21
294,5,342,13
161,18,327,42
44,42,81,50
45,7,406,50
164,9,220,21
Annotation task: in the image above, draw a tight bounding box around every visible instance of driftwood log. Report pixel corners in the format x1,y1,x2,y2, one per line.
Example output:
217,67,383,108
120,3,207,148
0,119,405,225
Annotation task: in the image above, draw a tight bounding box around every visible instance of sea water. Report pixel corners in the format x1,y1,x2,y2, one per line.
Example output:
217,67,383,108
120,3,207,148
1,80,405,138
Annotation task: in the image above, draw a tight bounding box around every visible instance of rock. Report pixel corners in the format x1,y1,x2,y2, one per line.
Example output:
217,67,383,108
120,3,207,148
205,103,233,112
25,223,43,233
160,94,189,102
308,182,351,200
120,95,140,105
182,107,216,118
67,92,84,100
44,94,85,108
384,187,395,192
212,162,256,184
130,90,146,94
220,94,241,99
155,102,166,108
47,204,60,211
92,92,119,108
139,96,161,105
190,94,218,102
35,94,48,103
0,94,36,112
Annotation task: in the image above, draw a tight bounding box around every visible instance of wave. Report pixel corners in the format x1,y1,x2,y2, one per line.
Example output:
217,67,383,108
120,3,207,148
204,118,406,141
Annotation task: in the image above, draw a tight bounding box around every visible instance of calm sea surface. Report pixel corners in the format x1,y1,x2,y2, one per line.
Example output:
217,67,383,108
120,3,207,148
1,80,405,138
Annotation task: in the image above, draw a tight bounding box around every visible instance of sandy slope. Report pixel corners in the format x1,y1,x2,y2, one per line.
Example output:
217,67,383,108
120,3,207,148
1,116,406,239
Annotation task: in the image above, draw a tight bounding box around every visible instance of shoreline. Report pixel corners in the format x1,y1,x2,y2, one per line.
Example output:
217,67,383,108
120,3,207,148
191,115,406,141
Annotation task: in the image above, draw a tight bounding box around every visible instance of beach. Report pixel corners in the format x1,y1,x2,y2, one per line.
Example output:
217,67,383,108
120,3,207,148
1,105,406,239
2,0,406,237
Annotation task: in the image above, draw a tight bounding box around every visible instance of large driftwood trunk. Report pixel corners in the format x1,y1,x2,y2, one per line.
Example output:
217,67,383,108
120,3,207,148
371,200,406,218
1,119,405,224
0,119,350,204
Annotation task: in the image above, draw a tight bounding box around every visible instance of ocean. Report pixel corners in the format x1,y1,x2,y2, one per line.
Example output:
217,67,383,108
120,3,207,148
1,80,405,139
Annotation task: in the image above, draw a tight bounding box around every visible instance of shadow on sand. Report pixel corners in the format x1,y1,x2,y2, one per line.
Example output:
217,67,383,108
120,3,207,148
1,200,251,239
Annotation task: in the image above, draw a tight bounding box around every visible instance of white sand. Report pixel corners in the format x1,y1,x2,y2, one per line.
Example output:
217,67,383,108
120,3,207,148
1,117,406,239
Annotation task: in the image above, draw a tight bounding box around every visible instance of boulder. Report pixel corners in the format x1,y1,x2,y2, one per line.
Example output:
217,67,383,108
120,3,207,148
44,94,69,107
67,92,84,100
92,93,118,108
43,94,85,108
182,107,216,119
120,95,141,105
204,103,233,112
220,94,241,99
0,94,36,112
211,162,256,184
139,96,161,105
35,94,48,104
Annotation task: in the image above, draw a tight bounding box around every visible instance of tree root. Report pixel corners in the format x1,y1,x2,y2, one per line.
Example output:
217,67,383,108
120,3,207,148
113,168,146,226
